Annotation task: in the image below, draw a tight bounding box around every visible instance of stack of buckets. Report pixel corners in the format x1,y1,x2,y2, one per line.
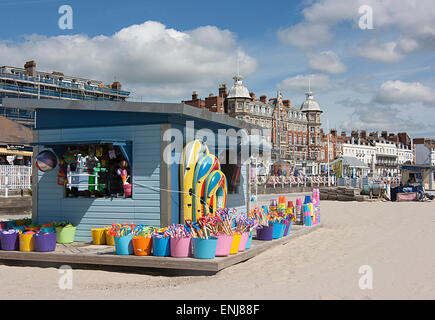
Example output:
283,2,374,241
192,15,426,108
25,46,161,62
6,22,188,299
300,188,320,227
256,197,293,241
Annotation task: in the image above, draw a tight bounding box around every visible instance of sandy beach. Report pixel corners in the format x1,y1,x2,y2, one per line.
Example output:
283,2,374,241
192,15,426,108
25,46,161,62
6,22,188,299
1,199,434,300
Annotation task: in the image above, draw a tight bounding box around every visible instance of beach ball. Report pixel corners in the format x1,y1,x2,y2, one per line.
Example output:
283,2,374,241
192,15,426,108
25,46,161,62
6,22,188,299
36,150,58,172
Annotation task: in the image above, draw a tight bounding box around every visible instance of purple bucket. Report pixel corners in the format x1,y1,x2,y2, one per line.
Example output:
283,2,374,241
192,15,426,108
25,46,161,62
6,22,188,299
215,234,234,257
0,230,19,251
34,232,57,252
256,224,274,241
283,221,292,237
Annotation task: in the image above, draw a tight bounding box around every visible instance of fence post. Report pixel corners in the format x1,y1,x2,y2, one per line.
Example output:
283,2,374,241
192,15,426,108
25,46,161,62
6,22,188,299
5,172,8,198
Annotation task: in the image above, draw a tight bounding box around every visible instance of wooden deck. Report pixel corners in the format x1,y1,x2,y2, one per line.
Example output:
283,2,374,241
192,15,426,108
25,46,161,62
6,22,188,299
0,224,321,273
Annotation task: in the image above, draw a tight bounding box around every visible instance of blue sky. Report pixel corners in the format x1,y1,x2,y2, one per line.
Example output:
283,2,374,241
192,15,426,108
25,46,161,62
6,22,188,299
0,0,434,137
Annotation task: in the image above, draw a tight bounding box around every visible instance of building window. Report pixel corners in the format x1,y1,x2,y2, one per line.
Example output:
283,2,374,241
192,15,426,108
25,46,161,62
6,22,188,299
311,137,316,144
310,126,315,132
238,103,243,110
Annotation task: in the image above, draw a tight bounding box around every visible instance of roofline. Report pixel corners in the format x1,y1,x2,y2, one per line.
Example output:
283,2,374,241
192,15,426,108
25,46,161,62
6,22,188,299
2,97,262,131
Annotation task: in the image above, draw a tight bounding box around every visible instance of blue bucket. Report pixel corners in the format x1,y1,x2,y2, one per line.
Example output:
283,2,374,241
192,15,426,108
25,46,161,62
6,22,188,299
272,222,286,239
152,236,170,257
192,237,218,259
245,231,253,250
114,234,134,255
304,215,312,227
304,195,311,204
13,226,25,232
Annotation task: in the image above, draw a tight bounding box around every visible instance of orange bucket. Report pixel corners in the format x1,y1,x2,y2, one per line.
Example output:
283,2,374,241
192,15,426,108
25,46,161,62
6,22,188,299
132,236,152,256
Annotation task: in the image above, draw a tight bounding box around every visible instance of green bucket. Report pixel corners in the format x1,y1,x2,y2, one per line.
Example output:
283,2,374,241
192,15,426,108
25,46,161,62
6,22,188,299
56,225,77,244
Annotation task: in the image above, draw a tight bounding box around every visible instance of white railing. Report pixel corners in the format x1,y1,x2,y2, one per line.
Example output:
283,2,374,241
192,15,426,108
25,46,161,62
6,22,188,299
259,175,336,188
0,166,32,196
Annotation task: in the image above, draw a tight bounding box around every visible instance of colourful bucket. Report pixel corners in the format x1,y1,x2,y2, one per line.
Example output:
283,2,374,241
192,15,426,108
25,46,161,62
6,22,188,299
56,226,76,244
132,236,152,256
0,231,19,250
192,237,218,259
105,228,115,246
304,214,312,227
0,222,6,230
238,232,250,252
272,222,286,239
245,231,253,250
283,221,292,236
170,237,191,258
41,226,56,233
230,233,242,254
13,226,25,232
91,228,106,245
19,233,35,252
152,236,170,257
34,232,57,252
215,234,233,257
6,221,16,229
256,224,274,241
114,234,134,255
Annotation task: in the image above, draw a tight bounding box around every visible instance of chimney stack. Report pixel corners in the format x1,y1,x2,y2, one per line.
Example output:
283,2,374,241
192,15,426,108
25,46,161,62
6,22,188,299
341,131,346,137
111,81,122,91
24,60,36,77
249,92,256,101
260,95,267,103
192,91,198,100
381,131,388,139
219,84,227,99
360,130,367,139
282,100,290,107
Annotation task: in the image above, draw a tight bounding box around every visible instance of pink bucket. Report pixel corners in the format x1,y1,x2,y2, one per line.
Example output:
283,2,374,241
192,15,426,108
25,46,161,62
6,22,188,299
215,234,234,257
238,232,250,252
170,237,191,258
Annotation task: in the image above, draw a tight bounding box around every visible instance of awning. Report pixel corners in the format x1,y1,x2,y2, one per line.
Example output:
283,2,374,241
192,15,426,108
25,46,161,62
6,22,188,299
31,139,132,166
0,147,33,157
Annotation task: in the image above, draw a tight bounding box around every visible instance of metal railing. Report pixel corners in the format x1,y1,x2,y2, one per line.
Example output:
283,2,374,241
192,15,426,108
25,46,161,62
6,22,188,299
0,165,32,196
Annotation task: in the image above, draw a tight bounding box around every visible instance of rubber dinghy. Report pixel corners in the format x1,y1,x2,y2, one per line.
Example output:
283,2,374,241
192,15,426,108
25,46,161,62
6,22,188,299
192,154,220,221
203,170,228,216
181,140,209,221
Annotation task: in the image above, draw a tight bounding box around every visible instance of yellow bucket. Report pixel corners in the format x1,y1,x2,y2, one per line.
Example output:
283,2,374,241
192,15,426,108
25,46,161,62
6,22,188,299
19,233,35,252
230,233,242,255
105,227,115,246
91,228,107,245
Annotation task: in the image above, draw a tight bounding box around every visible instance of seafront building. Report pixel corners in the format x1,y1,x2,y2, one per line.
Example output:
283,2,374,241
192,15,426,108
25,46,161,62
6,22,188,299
183,75,324,175
0,61,130,126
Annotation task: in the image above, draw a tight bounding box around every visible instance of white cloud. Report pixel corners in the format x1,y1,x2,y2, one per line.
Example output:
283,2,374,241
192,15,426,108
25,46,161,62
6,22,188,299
375,80,435,106
0,21,258,100
277,73,335,93
279,0,435,62
277,23,332,50
307,51,347,74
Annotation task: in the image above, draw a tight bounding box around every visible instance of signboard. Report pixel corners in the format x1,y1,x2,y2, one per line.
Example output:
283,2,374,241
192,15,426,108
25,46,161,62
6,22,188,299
331,159,343,178
6,144,25,150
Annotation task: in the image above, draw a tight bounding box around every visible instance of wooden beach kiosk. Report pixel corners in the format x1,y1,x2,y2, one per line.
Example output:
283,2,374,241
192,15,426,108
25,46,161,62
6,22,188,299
0,97,320,272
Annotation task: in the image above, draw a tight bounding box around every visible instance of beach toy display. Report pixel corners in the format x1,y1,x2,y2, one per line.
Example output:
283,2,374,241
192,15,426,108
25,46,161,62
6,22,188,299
34,232,57,252
0,230,20,251
215,234,234,257
40,223,56,233
152,228,170,257
55,222,76,243
192,237,218,259
107,223,138,255
167,224,191,258
132,236,152,256
303,204,312,227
